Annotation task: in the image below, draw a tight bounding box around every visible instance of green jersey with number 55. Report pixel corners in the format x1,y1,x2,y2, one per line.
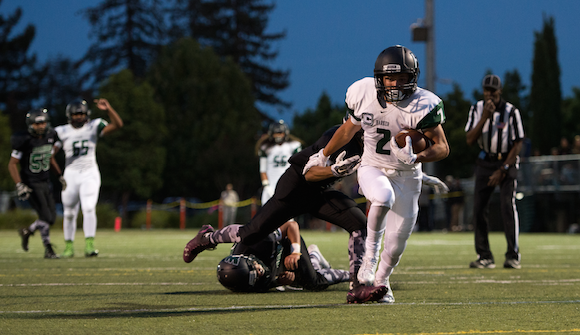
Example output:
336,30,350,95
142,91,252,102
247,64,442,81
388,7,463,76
346,77,445,170
55,118,108,170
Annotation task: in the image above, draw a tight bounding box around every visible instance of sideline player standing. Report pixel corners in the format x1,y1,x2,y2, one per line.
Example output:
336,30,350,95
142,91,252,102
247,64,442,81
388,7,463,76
54,98,123,257
10,109,65,259
311,45,449,303
256,120,302,206
465,74,524,269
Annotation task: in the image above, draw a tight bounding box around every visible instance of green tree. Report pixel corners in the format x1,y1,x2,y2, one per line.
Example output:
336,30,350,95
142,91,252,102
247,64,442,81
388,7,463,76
80,0,166,86
0,111,13,190
148,38,261,201
438,83,479,179
529,15,561,154
561,87,580,140
167,0,290,109
292,92,346,147
0,3,40,131
94,69,167,222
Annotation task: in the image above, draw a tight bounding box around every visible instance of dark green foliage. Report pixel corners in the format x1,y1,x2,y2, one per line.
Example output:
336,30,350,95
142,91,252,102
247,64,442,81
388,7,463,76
96,69,167,201
148,38,261,201
167,0,290,108
438,84,480,178
80,0,166,85
0,112,12,190
292,92,347,147
561,87,580,141
0,3,40,131
530,16,562,154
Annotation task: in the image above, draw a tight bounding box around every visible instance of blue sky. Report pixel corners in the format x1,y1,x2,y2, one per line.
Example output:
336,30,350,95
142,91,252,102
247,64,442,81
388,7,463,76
3,0,579,123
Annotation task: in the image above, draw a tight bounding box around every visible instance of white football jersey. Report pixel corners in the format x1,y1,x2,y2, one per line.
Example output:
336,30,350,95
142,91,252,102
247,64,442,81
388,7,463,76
346,77,445,170
55,118,108,170
259,140,302,186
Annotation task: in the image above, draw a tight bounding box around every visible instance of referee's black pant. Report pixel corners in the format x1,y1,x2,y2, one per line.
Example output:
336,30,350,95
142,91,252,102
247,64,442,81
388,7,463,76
472,159,520,261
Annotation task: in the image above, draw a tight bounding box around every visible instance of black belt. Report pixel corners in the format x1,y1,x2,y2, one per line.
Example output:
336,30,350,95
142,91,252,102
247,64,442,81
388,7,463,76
479,151,507,162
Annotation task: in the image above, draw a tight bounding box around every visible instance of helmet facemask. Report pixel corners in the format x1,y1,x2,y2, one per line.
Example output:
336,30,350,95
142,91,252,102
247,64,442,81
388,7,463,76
26,109,51,136
374,45,420,105
66,99,91,128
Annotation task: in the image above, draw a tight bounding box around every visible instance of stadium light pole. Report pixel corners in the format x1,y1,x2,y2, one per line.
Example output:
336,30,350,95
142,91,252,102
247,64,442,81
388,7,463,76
411,0,436,175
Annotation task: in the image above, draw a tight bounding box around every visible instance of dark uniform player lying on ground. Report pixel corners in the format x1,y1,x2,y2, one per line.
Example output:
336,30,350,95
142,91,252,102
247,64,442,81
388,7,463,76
184,124,390,303
216,221,350,292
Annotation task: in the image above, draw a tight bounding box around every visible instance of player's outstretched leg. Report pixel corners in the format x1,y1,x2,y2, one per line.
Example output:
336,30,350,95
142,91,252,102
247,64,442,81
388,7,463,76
183,225,217,263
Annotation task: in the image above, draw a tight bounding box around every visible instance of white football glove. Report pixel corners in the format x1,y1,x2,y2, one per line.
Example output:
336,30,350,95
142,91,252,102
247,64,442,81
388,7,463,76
330,151,361,177
390,136,417,165
59,176,67,191
16,182,33,201
262,184,274,199
302,148,330,175
421,174,449,194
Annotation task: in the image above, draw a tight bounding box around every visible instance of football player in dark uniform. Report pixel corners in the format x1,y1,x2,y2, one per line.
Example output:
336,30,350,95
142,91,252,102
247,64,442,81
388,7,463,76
217,220,350,292
184,124,390,304
8,109,65,259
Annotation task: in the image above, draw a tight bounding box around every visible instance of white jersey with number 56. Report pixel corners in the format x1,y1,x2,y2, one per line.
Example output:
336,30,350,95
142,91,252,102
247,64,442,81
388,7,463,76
346,77,445,171
54,118,108,170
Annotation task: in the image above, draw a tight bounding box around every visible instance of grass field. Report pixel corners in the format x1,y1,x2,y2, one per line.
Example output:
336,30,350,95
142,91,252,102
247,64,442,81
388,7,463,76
1,228,579,335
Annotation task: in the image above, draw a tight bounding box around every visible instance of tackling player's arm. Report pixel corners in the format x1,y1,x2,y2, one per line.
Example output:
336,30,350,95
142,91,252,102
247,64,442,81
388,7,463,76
96,98,124,135
322,119,361,158
417,124,450,163
279,220,301,270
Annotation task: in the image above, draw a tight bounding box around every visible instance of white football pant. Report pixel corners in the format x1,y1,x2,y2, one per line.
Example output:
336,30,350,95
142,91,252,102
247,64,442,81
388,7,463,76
357,165,422,284
62,167,101,241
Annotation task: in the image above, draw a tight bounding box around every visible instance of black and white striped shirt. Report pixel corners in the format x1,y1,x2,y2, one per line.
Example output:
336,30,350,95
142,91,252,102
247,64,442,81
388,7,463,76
464,99,525,155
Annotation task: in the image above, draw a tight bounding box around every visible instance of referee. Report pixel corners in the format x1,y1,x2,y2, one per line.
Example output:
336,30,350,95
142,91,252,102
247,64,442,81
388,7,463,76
465,74,525,269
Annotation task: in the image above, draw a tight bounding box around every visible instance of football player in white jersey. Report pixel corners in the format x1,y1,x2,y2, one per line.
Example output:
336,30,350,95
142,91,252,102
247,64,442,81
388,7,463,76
54,98,123,257
310,45,449,303
257,120,302,206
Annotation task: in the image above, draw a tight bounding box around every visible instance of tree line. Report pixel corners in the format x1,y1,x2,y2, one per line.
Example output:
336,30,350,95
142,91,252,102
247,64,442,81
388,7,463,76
1,1,579,216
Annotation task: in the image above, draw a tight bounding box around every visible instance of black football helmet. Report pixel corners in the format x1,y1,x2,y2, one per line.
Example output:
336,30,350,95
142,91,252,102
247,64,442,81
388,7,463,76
25,108,51,136
217,254,271,292
374,45,420,103
66,99,91,128
268,120,289,144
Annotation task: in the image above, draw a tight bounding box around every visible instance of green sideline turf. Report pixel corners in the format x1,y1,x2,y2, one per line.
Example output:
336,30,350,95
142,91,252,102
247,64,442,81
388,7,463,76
0,229,579,335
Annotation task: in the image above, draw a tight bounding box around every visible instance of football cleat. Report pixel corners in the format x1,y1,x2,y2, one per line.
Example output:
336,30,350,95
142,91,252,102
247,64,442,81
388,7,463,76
44,244,59,259
357,256,378,286
469,258,495,269
18,228,33,252
61,240,74,258
346,285,387,304
374,279,395,304
504,259,521,269
307,244,330,269
85,237,99,257
183,225,217,263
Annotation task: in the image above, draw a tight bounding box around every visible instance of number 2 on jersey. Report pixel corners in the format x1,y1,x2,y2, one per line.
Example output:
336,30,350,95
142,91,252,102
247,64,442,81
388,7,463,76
376,128,391,154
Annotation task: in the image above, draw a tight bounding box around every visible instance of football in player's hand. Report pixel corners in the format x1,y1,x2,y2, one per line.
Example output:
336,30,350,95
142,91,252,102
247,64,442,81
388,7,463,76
394,129,431,153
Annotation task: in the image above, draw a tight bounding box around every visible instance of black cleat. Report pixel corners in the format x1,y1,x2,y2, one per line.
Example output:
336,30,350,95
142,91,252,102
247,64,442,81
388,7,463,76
346,285,387,304
44,244,59,259
18,228,33,252
469,258,495,269
183,225,217,263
